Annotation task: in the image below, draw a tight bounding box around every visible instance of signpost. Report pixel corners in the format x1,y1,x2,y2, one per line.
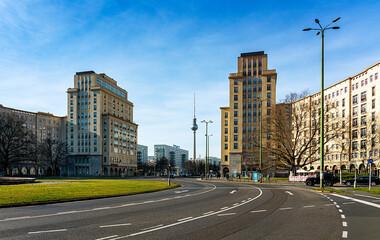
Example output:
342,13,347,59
368,159,373,191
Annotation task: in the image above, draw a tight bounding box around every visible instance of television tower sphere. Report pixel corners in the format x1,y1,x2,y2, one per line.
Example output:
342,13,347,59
191,118,198,131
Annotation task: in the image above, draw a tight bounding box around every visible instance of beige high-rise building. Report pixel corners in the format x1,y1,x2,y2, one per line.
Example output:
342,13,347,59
220,51,277,177
66,71,138,176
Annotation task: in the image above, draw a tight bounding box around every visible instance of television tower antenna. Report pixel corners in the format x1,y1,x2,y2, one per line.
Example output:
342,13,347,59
191,93,198,161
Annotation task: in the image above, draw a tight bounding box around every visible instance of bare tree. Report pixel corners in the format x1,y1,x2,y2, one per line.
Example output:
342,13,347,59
40,137,68,175
264,92,345,170
0,114,35,175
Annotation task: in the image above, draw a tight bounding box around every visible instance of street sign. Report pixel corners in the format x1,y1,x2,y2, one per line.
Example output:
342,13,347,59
368,159,374,164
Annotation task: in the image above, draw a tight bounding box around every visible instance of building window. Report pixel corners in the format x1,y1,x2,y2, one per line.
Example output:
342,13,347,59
353,95,358,104
234,127,238,133
234,87,238,93
234,95,238,101
234,79,238,85
225,120,228,126
234,135,238,141
353,107,358,116
234,111,238,117
267,93,271,99
225,136,228,142
361,104,366,113
225,144,228,149
234,103,238,109
361,91,367,101
224,155,228,161
225,112,228,118
234,119,238,125
225,128,228,134
234,143,238,149
372,99,376,109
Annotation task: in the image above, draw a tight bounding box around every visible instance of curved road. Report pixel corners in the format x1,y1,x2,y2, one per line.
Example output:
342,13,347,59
0,178,379,239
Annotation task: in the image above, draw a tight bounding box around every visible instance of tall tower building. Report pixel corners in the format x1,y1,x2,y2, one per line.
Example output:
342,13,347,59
191,93,198,160
220,51,277,177
66,71,138,176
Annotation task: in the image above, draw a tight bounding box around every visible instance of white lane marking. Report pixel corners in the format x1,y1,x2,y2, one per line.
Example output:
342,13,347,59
285,191,293,196
95,235,118,240
233,203,239,206
230,190,237,194
251,210,267,213
333,202,337,205
56,211,78,215
303,205,315,208
242,200,246,203
143,201,154,203
28,229,67,234
342,222,347,227
333,194,380,209
336,205,340,208
0,183,217,223
279,207,292,210
354,194,380,200
341,214,345,219
111,186,263,239
330,199,334,201
342,231,348,238
203,211,214,215
174,190,189,194
338,209,343,212
325,203,335,206
342,202,355,205
93,207,111,210
100,223,131,228
218,213,236,216
220,207,229,210
178,217,193,221
141,224,163,231
5,216,31,221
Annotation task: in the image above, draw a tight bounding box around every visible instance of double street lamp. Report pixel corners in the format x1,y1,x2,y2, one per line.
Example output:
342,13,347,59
303,17,340,188
201,120,213,179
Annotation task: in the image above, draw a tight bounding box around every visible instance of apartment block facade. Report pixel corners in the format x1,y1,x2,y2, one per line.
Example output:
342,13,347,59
137,144,148,166
0,104,65,176
66,71,138,177
220,51,277,177
292,62,380,175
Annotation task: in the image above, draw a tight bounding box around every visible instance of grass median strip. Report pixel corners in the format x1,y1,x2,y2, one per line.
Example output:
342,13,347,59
349,187,380,195
0,179,179,206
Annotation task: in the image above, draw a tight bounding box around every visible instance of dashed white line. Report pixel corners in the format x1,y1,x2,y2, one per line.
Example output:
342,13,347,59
204,211,214,215
230,190,237,194
233,203,239,206
338,209,343,212
333,194,380,209
178,217,193,221
251,210,267,213
341,214,346,219
28,229,67,234
93,207,111,211
342,222,347,227
5,216,31,221
342,231,348,238
95,235,119,240
333,202,337,205
285,191,293,196
221,207,229,210
325,203,335,206
100,223,131,228
303,205,315,208
141,224,163,231
217,213,236,216
342,202,355,205
336,205,340,208
279,207,292,210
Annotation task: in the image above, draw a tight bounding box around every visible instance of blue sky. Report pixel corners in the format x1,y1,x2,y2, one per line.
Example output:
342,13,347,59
0,0,379,157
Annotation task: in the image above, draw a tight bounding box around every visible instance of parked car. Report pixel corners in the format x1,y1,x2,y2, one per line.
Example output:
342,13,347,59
305,173,337,187
342,176,380,187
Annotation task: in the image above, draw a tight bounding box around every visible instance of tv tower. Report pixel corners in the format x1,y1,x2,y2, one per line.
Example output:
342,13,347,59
191,93,198,161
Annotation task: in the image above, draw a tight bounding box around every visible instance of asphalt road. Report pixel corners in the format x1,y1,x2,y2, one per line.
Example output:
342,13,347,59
0,178,379,240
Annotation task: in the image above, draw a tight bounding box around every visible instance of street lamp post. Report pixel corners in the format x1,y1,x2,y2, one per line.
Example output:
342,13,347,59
303,17,340,188
254,97,269,183
201,120,213,179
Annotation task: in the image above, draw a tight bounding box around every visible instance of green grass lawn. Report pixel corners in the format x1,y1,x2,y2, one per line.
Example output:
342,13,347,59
0,179,179,205
349,187,380,195
311,187,350,194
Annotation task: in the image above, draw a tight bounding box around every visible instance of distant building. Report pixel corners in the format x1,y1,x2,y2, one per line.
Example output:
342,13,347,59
66,71,138,177
154,144,189,174
0,104,66,176
137,144,148,166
